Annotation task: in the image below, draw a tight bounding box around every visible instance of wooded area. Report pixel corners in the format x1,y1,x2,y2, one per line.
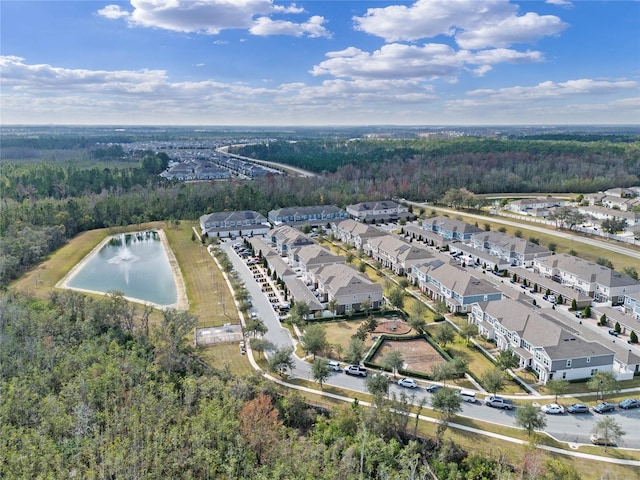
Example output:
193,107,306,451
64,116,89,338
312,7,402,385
1,290,589,479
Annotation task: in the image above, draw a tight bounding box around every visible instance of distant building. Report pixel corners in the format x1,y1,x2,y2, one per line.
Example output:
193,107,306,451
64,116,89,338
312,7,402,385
313,263,384,314
363,234,433,276
469,231,553,267
199,210,269,238
506,197,565,216
421,215,483,241
345,200,412,223
268,205,349,226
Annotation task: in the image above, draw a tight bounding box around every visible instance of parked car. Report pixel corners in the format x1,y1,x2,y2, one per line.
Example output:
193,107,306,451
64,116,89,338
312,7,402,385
459,390,477,403
618,398,640,410
608,329,619,337
485,396,514,410
590,434,616,446
344,365,368,377
425,384,442,393
397,378,418,389
541,403,565,415
328,360,341,372
593,402,616,413
567,403,589,414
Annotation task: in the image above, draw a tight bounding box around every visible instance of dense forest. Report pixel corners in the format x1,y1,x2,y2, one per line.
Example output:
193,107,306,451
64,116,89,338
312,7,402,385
230,137,640,196
2,133,640,288
0,290,582,479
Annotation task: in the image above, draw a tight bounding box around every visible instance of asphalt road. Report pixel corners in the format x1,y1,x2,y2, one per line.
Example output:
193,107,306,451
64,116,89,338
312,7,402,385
221,237,640,450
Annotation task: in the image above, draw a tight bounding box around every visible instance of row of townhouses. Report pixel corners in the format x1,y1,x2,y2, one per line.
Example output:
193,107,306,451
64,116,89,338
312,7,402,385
201,207,640,383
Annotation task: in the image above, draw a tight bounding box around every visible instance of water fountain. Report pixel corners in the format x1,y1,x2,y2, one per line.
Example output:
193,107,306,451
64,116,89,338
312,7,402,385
107,234,140,284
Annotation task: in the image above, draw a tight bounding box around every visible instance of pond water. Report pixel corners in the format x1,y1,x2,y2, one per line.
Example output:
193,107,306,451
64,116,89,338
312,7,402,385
65,231,178,307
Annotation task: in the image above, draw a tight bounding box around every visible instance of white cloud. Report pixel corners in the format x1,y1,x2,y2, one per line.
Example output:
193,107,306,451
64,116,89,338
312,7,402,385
311,43,543,81
353,0,567,49
546,0,572,6
2,56,638,125
466,79,639,102
97,5,130,20
97,0,330,37
249,15,330,38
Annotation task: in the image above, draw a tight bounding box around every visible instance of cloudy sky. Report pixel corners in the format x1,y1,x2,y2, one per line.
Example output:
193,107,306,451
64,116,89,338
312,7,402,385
1,0,638,126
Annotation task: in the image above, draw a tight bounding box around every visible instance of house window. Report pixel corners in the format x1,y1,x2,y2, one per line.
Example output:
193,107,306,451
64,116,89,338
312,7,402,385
590,368,598,376
562,372,567,379
566,359,572,368
587,357,591,363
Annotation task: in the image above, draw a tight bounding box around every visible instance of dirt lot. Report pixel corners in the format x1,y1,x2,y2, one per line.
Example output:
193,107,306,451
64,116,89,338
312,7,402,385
372,338,445,373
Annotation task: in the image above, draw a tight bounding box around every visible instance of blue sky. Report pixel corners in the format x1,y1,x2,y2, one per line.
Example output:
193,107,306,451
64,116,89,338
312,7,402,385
1,0,638,126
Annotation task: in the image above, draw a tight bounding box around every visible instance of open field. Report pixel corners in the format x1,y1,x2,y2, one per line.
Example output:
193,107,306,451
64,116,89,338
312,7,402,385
372,338,445,373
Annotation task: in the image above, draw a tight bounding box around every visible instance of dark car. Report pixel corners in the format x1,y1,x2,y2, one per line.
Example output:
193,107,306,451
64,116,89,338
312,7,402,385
618,398,640,410
567,403,589,414
593,402,616,413
425,384,442,393
608,329,619,337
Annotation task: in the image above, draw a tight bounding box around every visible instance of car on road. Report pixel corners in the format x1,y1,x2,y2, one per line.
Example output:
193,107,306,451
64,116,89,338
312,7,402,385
567,403,589,414
618,398,640,410
593,402,616,413
541,403,565,415
344,365,368,377
397,378,418,389
485,396,514,410
328,360,341,372
590,434,616,446
425,384,442,393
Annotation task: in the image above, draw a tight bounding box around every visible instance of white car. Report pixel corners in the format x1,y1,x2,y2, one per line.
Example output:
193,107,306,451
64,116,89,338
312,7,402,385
397,378,418,389
541,403,565,415
328,360,341,372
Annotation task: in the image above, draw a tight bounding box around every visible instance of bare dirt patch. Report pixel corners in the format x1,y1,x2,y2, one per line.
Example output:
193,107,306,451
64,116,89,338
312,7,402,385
372,338,445,374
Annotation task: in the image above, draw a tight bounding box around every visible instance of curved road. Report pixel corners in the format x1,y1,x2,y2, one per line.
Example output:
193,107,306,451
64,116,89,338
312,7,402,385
219,239,640,457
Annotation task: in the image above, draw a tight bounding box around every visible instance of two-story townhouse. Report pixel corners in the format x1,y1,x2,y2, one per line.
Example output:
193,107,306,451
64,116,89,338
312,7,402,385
534,254,640,304
269,225,315,257
363,235,433,276
421,215,483,241
577,205,640,227
414,260,502,313
623,292,640,320
268,205,349,226
469,299,615,384
507,197,565,215
199,210,270,238
345,200,411,223
313,263,384,314
290,244,345,285
331,219,385,250
469,231,553,266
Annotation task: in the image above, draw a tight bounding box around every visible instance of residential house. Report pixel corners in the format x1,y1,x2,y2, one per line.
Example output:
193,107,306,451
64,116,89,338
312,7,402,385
345,200,412,223
331,219,385,250
289,244,345,285
199,210,270,238
506,197,566,216
363,235,433,276
421,215,483,241
534,254,640,305
413,260,502,313
623,292,640,320
313,264,384,314
268,205,349,226
469,231,553,267
268,225,315,257
469,299,615,384
578,205,640,227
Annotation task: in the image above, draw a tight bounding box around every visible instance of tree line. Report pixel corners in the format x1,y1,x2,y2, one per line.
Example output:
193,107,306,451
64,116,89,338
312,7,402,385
230,137,640,197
